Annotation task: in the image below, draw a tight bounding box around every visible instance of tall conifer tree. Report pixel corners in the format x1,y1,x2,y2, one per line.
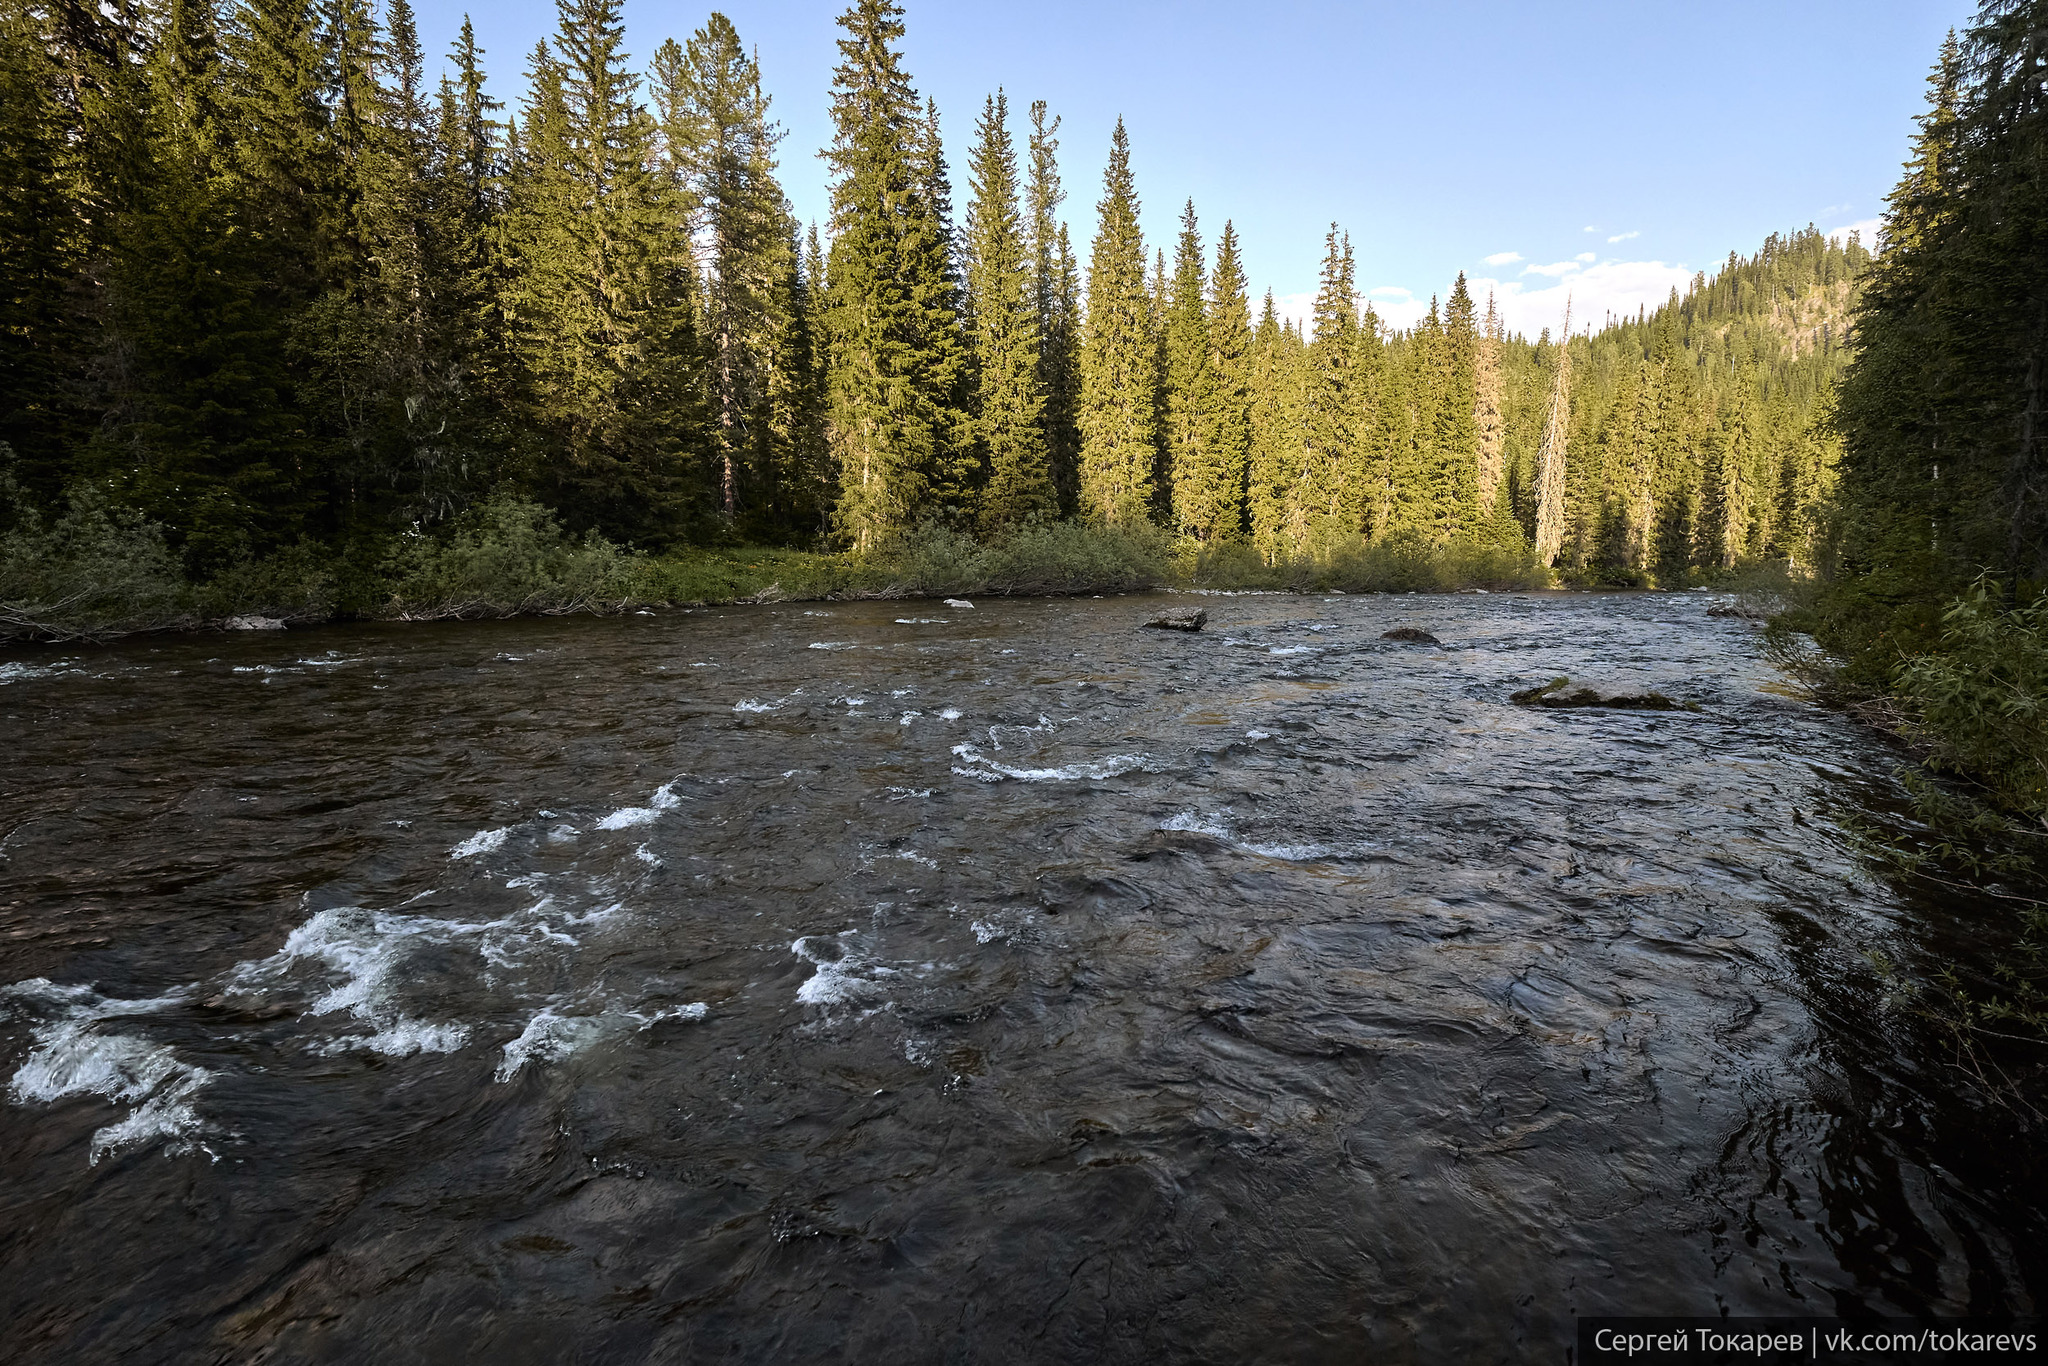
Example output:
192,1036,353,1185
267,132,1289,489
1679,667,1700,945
1184,219,1249,544
820,0,965,547
1025,100,1078,516
964,91,1050,529
1296,225,1355,545
1076,117,1154,526
652,14,792,526
1161,201,1212,539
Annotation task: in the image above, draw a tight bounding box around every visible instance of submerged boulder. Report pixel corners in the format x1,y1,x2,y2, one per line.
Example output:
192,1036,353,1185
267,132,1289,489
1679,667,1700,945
224,615,286,631
1510,676,1695,711
1144,607,1207,632
1381,627,1440,644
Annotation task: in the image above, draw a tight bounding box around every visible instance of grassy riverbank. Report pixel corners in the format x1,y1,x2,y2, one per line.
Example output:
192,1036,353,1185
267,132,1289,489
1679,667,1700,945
0,491,1547,644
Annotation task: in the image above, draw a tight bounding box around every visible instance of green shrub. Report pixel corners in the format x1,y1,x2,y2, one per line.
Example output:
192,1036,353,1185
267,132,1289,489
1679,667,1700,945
381,493,646,618
634,545,855,603
0,484,191,640
1893,578,2048,821
197,541,339,623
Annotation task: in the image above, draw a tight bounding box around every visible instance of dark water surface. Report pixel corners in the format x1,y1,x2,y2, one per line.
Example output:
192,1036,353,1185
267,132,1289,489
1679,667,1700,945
0,591,2041,1362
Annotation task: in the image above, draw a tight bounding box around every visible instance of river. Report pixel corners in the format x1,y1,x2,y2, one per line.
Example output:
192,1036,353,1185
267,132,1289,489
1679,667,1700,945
0,591,2040,1361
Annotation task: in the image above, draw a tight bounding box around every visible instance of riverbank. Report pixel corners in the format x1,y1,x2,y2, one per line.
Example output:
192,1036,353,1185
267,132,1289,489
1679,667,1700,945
1,493,1549,645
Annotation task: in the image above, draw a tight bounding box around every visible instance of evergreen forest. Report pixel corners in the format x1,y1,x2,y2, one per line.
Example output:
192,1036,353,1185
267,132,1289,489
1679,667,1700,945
0,0,1872,616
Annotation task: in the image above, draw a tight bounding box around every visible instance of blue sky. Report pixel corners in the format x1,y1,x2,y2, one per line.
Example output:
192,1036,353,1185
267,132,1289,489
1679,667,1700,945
412,0,1973,338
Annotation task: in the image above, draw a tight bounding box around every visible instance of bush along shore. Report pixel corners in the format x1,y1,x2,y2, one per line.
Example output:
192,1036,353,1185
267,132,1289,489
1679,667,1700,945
0,489,1554,645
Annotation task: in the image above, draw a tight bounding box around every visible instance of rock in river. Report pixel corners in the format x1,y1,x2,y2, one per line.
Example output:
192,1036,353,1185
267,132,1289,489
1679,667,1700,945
1144,608,1207,632
1381,627,1439,644
1509,675,1695,710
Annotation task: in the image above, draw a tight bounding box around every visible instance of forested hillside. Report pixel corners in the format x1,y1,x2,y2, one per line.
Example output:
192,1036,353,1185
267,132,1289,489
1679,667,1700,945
0,0,1871,618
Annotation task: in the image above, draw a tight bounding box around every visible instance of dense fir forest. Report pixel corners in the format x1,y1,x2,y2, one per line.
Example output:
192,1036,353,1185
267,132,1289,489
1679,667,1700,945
0,0,1874,615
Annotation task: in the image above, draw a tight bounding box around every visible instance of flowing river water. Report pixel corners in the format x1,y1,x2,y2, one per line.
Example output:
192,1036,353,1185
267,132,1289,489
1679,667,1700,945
0,591,2042,1362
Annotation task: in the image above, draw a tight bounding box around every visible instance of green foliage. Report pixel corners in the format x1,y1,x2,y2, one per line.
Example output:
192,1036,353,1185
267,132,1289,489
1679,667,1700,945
1076,118,1155,527
821,0,969,550
1893,579,2048,821
382,491,644,617
965,90,1052,531
0,481,189,640
1189,527,1544,594
652,14,798,530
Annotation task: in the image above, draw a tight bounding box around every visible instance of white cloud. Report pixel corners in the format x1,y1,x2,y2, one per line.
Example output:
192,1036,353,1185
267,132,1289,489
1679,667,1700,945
1575,251,1596,262
1582,225,1599,233
1481,251,1522,267
1606,230,1639,244
1465,258,1698,340
1826,217,1882,248
1522,260,1582,278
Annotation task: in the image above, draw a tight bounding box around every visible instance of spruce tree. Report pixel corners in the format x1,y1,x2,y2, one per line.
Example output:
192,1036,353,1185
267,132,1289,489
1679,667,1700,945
1346,302,1383,533
1297,225,1355,542
497,0,702,543
965,89,1051,530
652,14,793,527
1187,218,1250,544
820,0,966,548
0,0,87,498
1436,272,1480,534
1246,290,1293,561
1076,117,1155,526
1025,99,1079,516
1161,201,1211,539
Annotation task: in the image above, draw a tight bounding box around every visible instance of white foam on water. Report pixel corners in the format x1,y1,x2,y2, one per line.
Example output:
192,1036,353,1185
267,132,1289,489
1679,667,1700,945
338,1018,470,1058
634,845,662,866
808,642,856,651
938,707,962,721
899,712,920,725
1269,646,1313,656
1245,730,1272,741
494,1002,703,1081
0,661,78,685
950,743,1163,784
1,979,210,1165
1159,809,1354,863
835,696,867,706
970,920,1008,944
1160,810,1234,839
895,850,939,869
896,618,947,624
451,826,510,859
984,714,1056,751
802,610,835,616
791,936,894,1010
225,906,485,1055
944,599,974,608
886,787,934,799
733,699,777,713
595,782,682,830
